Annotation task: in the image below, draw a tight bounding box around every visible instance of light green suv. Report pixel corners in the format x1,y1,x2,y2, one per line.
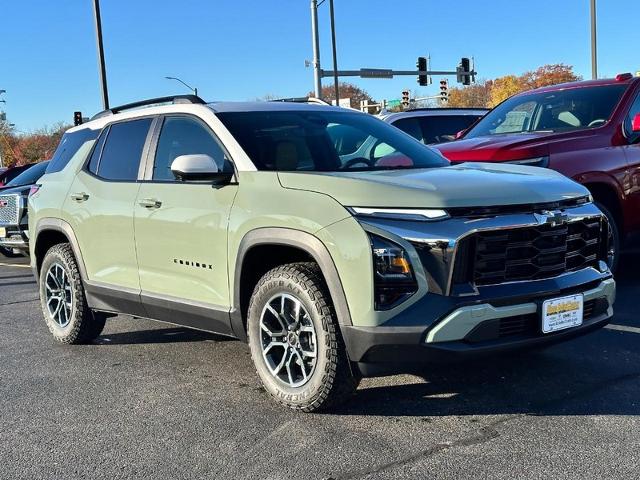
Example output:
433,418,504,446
29,95,615,411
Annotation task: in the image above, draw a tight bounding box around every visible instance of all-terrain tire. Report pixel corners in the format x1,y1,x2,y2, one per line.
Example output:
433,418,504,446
39,243,106,344
247,262,359,412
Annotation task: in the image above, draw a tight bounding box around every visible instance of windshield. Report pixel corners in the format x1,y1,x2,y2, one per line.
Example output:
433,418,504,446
5,161,49,187
465,84,626,139
217,110,449,171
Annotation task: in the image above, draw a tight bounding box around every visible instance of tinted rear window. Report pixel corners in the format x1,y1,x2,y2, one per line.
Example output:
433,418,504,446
94,118,152,181
46,128,99,174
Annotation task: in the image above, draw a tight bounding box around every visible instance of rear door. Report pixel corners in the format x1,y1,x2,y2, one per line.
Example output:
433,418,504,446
133,115,238,334
63,117,154,315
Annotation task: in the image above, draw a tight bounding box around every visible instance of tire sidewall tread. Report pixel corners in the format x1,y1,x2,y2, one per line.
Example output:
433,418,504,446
247,262,358,412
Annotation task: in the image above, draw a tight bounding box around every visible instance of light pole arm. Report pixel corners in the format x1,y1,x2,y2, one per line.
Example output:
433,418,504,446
165,77,198,97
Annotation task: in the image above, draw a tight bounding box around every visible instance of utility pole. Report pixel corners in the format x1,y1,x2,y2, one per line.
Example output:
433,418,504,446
92,0,110,109
590,0,598,79
329,0,340,106
310,0,322,99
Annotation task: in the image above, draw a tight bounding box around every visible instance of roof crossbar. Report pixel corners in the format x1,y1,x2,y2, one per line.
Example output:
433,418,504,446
91,94,206,120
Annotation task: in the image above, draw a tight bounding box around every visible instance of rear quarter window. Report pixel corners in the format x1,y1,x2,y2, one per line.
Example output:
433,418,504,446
46,128,100,174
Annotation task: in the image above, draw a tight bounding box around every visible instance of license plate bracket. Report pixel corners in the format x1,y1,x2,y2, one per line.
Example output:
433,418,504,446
542,294,584,334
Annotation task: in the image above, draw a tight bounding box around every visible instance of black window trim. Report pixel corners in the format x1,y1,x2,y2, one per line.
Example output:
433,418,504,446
139,113,238,185
81,114,158,184
622,87,640,141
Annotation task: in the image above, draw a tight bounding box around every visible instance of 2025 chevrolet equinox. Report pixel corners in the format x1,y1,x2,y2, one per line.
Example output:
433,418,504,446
29,96,615,411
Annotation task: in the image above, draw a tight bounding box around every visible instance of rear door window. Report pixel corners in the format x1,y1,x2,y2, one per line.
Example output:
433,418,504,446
418,115,482,143
93,118,152,181
392,118,424,143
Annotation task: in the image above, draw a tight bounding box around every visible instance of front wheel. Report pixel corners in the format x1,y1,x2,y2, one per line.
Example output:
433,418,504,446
39,243,106,344
247,263,359,412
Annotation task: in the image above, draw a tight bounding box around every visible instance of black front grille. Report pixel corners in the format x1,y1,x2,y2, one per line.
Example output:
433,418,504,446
465,218,602,286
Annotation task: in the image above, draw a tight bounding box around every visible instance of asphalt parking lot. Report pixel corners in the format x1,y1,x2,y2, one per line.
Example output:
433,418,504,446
1,250,639,480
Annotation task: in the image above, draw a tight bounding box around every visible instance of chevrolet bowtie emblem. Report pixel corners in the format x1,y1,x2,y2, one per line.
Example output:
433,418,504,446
535,210,569,227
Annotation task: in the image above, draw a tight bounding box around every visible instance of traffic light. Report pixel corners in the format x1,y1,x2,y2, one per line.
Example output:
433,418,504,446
439,79,449,104
416,56,428,86
73,111,83,126
401,90,410,108
456,57,472,86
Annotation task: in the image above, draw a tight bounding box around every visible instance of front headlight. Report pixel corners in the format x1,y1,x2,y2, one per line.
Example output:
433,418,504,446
349,207,449,221
369,234,417,310
505,156,549,168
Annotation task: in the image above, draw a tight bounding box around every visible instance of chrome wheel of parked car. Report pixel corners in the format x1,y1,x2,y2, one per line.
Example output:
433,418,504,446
44,262,73,328
260,293,317,387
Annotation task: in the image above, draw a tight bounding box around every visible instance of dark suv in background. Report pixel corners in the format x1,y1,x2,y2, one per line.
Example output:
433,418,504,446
435,74,640,270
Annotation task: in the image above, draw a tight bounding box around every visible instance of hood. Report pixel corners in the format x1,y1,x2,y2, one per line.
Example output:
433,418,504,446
278,163,588,209
434,132,557,162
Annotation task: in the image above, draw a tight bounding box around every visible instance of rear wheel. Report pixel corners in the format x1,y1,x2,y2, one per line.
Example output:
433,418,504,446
595,202,620,273
39,243,106,344
247,262,359,412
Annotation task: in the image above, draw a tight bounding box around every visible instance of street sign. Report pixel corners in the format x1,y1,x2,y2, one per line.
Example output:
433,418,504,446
332,98,352,108
359,68,393,79
386,99,401,108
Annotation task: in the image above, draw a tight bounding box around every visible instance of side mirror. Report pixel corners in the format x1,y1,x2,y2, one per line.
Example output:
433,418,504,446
170,154,232,183
632,113,640,133
454,129,466,140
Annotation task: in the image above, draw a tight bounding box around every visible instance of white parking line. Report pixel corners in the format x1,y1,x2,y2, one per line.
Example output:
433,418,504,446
605,324,640,334
0,262,31,269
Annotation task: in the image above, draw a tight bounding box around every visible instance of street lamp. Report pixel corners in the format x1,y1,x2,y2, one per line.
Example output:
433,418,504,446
164,76,198,97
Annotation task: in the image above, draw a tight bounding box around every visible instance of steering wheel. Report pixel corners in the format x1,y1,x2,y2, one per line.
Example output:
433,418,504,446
588,119,606,127
341,157,375,169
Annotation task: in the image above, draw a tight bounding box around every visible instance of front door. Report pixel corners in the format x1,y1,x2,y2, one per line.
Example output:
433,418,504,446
622,89,640,232
134,115,238,334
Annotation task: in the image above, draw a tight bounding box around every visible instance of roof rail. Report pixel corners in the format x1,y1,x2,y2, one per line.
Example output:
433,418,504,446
271,97,330,106
91,94,206,120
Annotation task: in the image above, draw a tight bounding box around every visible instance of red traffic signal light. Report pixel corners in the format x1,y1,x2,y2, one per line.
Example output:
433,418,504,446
439,79,449,103
401,90,410,107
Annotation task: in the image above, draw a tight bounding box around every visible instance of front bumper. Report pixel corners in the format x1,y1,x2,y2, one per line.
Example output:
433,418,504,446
0,226,29,251
343,276,614,375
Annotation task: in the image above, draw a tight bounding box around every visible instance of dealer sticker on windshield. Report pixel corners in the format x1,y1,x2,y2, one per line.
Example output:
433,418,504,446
542,294,584,333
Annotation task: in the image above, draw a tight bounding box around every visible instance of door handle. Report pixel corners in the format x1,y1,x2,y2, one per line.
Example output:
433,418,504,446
139,198,162,209
70,192,89,202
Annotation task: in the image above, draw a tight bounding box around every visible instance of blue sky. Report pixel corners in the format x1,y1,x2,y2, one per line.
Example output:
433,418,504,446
1,0,638,131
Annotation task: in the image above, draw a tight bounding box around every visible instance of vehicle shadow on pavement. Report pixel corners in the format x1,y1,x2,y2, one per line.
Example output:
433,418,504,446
95,327,234,345
0,274,34,281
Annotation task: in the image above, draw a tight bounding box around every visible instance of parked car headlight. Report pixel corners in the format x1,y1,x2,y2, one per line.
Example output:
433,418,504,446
505,156,549,168
368,234,418,310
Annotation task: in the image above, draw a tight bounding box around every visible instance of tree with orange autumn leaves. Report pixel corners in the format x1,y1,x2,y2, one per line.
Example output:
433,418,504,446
447,64,581,108
0,121,69,168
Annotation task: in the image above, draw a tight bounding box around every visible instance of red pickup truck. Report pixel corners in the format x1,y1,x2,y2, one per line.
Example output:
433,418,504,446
435,74,640,270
